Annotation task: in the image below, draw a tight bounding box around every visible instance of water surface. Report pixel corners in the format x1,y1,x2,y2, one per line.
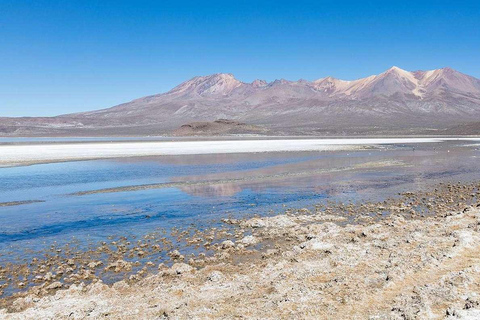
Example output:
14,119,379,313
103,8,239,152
1,139,479,267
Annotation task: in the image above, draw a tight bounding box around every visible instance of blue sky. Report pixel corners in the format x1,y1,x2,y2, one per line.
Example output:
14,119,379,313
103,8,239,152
1,0,479,116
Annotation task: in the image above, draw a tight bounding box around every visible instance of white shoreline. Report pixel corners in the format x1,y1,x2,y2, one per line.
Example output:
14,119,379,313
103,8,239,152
0,138,479,167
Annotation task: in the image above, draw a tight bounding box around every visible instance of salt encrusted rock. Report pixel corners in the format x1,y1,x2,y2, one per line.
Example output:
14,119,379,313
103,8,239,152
267,215,298,228
170,263,194,275
221,240,235,249
464,296,480,309
87,261,103,269
239,235,258,246
304,239,334,252
242,218,266,228
129,275,140,281
112,280,129,291
43,272,54,281
221,218,239,225
46,282,63,290
87,281,107,295
105,260,132,273
243,215,298,229
215,252,231,260
315,214,348,222
355,214,373,222
207,271,224,282
169,250,182,258
168,250,185,261
262,249,279,259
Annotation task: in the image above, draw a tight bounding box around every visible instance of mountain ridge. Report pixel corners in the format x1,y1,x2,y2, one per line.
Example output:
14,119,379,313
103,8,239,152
1,66,480,136
162,66,480,100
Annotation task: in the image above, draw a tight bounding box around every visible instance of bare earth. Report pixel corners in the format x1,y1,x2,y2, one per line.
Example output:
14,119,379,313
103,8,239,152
2,184,480,319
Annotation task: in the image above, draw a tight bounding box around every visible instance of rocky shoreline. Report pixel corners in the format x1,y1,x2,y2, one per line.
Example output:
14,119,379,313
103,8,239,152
2,182,480,319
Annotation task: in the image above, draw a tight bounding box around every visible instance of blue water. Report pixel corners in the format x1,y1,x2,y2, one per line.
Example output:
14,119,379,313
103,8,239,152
0,154,324,201
0,152,334,262
1,141,480,267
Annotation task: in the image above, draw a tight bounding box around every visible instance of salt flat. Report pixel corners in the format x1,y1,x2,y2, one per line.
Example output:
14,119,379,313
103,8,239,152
0,137,479,167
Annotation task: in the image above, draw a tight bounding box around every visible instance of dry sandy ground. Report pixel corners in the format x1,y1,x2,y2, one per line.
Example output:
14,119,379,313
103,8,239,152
2,137,479,167
2,204,480,319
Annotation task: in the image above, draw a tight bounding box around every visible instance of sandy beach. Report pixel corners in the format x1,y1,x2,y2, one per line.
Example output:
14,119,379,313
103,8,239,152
1,137,479,167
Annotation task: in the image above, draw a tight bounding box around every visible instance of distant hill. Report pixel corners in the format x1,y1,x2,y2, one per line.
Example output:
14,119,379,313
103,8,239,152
1,66,480,136
172,119,267,136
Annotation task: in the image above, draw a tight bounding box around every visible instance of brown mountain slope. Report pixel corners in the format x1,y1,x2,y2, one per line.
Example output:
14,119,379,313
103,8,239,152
445,122,480,135
1,67,480,136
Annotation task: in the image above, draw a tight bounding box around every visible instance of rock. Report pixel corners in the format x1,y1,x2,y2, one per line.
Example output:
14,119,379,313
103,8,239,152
129,275,140,281
242,218,266,228
304,239,334,252
242,215,298,229
464,296,480,309
239,235,259,246
446,307,458,316
87,261,103,269
207,271,224,282
221,240,235,249
105,260,132,273
46,281,63,290
215,252,231,260
158,263,167,270
112,280,129,291
168,250,184,260
266,215,298,228
221,218,239,225
262,249,279,259
43,272,54,281
170,263,194,275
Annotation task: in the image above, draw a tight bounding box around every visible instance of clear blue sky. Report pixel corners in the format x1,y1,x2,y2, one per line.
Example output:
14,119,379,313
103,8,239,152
1,0,479,116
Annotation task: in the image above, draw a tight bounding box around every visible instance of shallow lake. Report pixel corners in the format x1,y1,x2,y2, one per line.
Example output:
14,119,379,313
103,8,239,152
0,139,479,268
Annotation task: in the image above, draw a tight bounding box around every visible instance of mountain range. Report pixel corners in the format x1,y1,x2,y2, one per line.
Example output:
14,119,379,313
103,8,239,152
1,66,480,136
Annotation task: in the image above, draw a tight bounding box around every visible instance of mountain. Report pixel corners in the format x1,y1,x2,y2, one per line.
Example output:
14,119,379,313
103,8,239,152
166,73,243,97
1,67,480,136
